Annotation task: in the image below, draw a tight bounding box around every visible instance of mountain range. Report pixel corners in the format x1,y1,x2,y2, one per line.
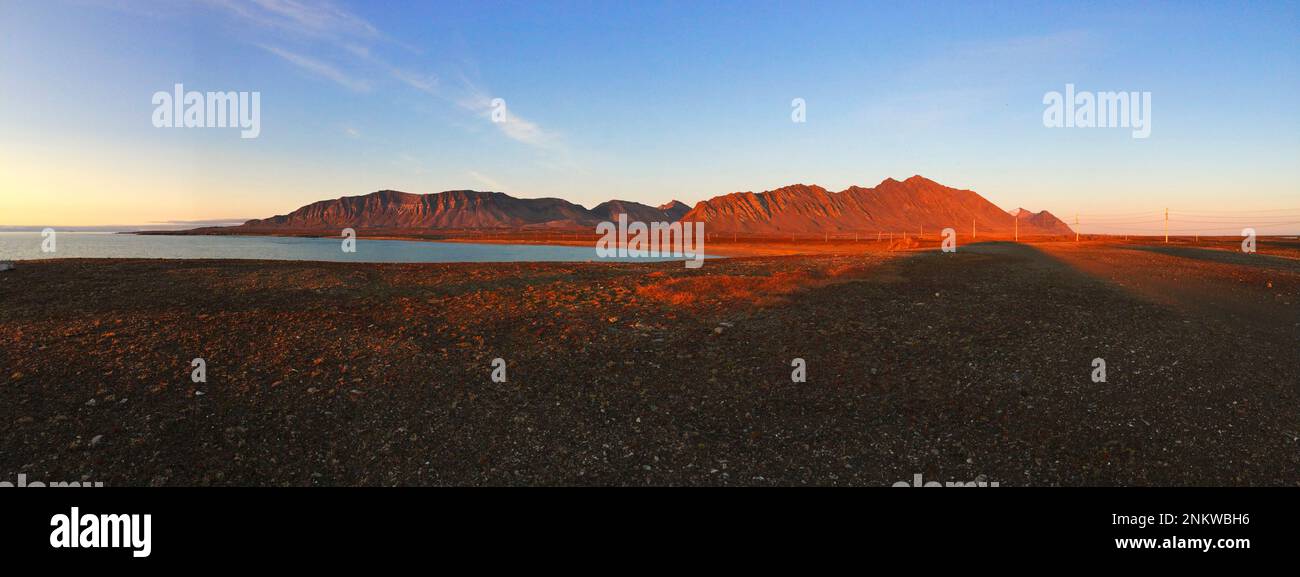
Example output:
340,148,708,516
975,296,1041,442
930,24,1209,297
225,176,1072,236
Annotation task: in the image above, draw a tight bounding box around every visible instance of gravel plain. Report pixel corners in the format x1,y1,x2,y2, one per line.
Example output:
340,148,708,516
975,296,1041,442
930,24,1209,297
1,240,1296,485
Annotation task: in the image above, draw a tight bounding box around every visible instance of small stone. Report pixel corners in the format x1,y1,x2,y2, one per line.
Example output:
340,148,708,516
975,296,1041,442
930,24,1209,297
89,435,104,447
84,399,97,407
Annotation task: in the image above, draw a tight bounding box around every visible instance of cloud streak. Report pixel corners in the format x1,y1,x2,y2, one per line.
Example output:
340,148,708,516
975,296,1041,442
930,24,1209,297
206,0,378,40
467,170,505,191
210,0,566,154
258,44,370,92
388,67,438,96
457,80,561,150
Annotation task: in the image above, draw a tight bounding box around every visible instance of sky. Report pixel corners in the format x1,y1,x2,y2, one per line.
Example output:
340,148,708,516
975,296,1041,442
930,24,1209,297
1,0,1298,234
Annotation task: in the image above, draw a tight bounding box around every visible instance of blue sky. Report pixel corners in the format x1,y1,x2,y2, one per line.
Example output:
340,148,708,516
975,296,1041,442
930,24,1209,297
2,0,1298,233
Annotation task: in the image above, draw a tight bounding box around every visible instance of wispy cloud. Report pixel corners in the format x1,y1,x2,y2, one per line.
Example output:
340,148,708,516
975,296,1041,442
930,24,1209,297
467,170,505,191
857,30,1095,133
909,30,1093,86
389,68,438,96
391,152,430,175
209,0,568,155
457,80,561,150
206,0,378,40
259,44,370,92
217,1,441,97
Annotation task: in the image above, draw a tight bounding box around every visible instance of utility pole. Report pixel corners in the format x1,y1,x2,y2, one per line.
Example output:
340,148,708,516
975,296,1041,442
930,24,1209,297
972,218,976,241
1014,216,1018,242
1164,208,1168,243
920,224,924,239
1075,214,1080,242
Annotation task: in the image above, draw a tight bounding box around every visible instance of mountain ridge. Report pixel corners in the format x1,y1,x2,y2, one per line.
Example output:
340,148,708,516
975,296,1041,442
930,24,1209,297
225,176,1073,236
678,175,1072,235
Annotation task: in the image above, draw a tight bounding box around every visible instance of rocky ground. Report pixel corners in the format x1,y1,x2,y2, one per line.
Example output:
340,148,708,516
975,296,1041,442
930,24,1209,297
0,241,1296,485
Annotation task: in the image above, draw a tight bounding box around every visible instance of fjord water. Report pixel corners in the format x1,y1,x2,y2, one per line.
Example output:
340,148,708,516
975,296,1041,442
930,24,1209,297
0,232,697,263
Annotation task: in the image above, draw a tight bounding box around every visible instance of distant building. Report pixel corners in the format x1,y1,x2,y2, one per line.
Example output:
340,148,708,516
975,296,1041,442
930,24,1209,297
0,261,14,271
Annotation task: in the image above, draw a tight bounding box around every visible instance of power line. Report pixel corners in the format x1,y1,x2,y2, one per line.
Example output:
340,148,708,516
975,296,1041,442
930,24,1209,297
1169,207,1300,214
1075,210,1164,217
1167,215,1300,221
1079,218,1167,224
1169,218,1300,224
1078,221,1300,232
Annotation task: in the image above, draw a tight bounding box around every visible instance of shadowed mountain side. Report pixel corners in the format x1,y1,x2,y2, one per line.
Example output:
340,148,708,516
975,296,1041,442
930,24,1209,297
591,200,679,223
658,200,692,221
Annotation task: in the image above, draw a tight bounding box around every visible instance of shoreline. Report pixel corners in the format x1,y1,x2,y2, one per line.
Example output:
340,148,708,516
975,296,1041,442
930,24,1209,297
112,229,1300,261
5,231,1299,264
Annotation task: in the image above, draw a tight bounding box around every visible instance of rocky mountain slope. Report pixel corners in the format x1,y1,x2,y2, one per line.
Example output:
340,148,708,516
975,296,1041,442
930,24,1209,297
225,177,1072,236
679,176,1072,235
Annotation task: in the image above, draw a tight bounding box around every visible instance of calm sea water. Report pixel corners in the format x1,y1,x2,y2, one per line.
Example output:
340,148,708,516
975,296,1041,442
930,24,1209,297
0,232,707,263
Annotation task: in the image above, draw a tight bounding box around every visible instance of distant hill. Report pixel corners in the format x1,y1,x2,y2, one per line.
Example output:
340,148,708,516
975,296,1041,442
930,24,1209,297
658,200,692,220
216,176,1071,236
591,199,677,223
1010,207,1074,235
238,190,600,230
